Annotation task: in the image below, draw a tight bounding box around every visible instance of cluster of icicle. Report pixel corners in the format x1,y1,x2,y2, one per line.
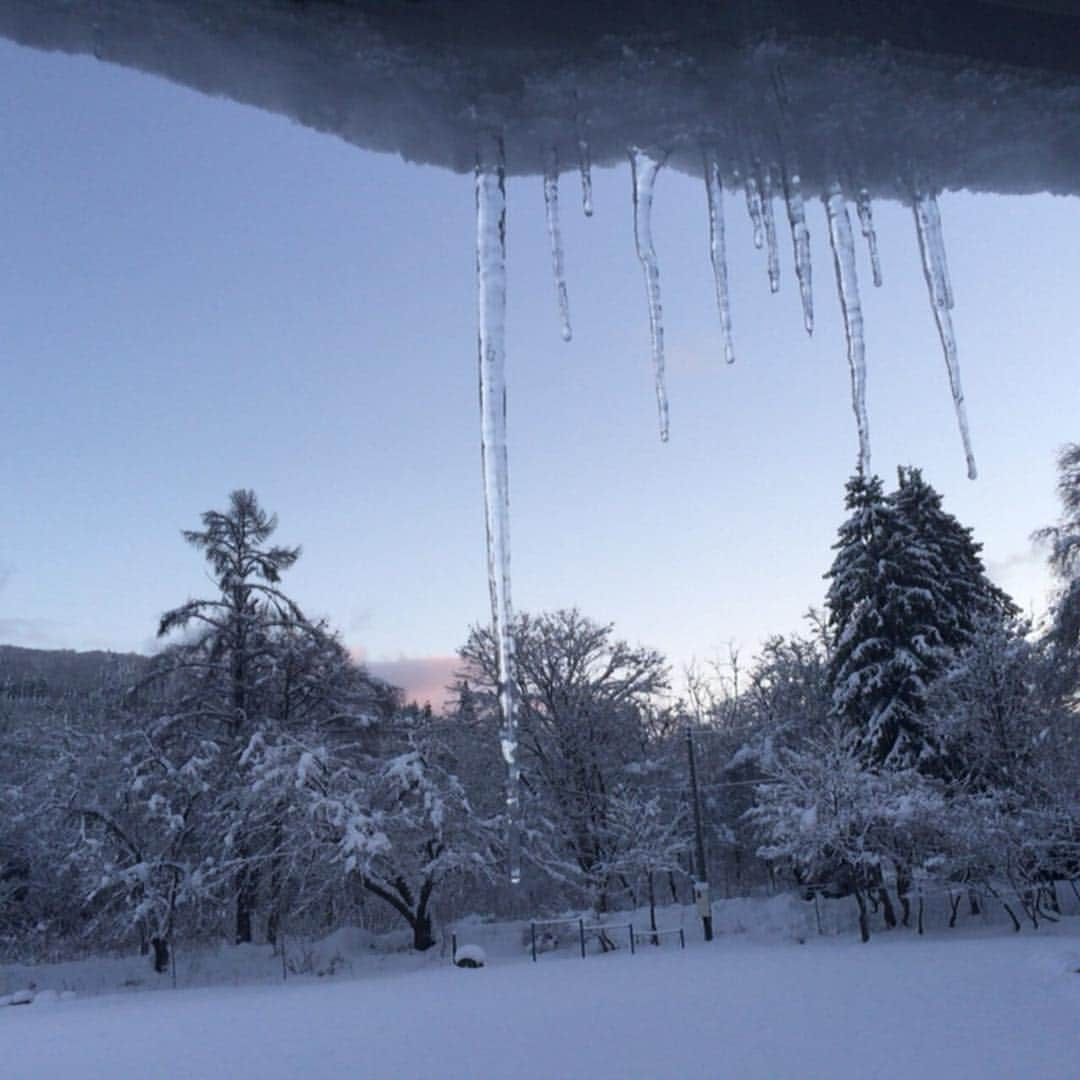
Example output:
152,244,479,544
475,138,976,882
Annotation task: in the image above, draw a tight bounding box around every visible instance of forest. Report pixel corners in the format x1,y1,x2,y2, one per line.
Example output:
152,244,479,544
2,449,1079,969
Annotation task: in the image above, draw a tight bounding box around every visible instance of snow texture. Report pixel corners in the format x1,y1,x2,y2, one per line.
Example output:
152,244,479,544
2,915,1078,1079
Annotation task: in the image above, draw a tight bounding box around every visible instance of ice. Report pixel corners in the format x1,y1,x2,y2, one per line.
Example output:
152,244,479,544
744,173,765,249
630,148,670,442
543,149,572,342
824,183,871,475
578,137,594,217
913,190,977,480
856,189,883,287
474,138,521,883
784,170,814,333
704,150,736,366
760,166,781,294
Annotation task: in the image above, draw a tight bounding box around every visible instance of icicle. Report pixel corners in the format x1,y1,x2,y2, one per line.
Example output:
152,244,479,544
744,173,765,249
760,166,781,294
703,150,736,365
856,189,883,288
475,137,521,883
578,137,594,217
630,148,670,442
824,183,871,476
543,150,572,342
913,190,977,480
784,170,813,334
921,190,955,310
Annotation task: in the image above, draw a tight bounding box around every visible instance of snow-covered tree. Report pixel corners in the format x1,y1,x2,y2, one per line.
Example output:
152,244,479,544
270,708,497,950
826,468,1014,771
750,720,947,941
1034,443,1080,704
458,609,672,909
137,491,395,945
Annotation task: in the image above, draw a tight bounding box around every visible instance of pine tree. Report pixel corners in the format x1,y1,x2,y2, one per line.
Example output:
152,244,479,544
825,472,919,766
825,468,1015,771
1034,442,1080,655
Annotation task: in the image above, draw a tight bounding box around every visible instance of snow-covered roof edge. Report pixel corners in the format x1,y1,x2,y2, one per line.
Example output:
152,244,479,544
2,1,1080,199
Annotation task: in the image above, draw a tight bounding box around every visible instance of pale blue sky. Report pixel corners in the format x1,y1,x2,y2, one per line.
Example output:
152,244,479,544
2,39,1077,699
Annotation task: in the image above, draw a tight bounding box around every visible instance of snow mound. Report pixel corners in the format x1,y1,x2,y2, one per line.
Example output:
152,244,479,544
454,944,487,968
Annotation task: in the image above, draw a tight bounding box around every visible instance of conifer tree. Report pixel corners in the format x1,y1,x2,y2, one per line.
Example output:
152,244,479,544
825,468,1015,770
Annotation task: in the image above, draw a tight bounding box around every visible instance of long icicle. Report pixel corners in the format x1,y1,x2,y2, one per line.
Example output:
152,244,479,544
745,172,765,249
856,189,883,288
784,169,814,333
913,189,977,480
543,149,572,342
704,149,736,365
475,137,521,882
630,149,670,442
923,190,954,310
760,165,781,294
578,136,594,217
824,182,871,476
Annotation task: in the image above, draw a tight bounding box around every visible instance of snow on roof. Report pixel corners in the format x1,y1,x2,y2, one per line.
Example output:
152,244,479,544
1,1,1079,198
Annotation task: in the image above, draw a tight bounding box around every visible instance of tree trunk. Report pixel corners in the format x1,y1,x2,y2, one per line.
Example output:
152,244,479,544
648,871,659,945
235,860,259,945
948,891,962,928
151,936,170,974
876,887,897,929
360,873,438,952
854,890,871,943
896,866,911,928
412,908,435,951
266,822,284,947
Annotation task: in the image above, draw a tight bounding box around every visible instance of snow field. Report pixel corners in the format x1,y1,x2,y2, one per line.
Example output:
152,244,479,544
3,922,1078,1080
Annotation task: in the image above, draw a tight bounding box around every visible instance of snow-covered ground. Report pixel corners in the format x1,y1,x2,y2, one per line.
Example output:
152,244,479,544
3,902,1079,1079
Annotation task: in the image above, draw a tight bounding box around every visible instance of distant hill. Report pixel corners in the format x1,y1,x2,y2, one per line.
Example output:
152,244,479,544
0,645,148,702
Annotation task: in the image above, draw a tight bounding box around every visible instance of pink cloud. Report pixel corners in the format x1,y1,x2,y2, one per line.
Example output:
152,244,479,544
354,652,461,711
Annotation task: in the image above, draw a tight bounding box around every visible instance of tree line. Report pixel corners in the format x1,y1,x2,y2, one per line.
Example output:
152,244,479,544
2,449,1079,964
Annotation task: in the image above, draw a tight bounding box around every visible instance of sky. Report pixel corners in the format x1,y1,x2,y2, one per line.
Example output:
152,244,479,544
2,38,1078,705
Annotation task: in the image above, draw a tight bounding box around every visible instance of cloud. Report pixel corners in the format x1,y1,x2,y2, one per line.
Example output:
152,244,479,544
360,654,461,711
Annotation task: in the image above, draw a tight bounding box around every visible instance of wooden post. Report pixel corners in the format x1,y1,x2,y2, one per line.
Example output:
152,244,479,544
686,726,714,942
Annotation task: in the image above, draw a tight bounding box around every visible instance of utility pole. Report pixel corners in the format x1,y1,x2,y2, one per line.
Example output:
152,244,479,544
685,725,714,942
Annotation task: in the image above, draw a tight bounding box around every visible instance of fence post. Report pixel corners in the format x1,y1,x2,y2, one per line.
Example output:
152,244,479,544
679,928,686,950
579,919,586,959
530,922,537,963
628,925,635,955
451,933,458,965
